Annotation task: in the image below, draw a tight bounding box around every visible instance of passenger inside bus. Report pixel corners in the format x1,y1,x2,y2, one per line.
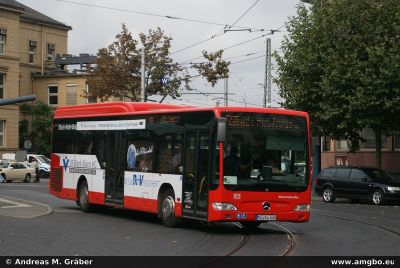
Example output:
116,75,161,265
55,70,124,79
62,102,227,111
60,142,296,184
254,149,283,175
238,143,252,179
223,146,240,176
172,143,182,173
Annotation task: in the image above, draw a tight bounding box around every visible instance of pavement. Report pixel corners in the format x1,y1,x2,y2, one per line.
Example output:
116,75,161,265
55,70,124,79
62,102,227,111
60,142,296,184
0,194,52,218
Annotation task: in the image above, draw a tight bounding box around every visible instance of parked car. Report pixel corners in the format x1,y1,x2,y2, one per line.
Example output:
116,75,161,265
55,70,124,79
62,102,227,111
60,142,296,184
0,161,37,183
315,166,400,205
1,153,50,178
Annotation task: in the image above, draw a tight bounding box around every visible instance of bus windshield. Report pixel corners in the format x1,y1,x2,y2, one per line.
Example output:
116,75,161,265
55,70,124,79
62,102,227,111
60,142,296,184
222,112,308,192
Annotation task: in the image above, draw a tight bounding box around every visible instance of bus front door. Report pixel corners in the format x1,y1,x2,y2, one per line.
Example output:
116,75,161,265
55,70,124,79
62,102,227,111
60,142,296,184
182,131,210,219
104,131,125,206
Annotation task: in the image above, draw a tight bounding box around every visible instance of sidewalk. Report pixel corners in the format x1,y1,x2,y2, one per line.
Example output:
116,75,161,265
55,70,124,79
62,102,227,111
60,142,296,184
0,195,52,218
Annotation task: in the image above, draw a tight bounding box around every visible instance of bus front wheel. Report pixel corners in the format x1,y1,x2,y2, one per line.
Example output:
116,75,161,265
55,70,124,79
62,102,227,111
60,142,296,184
78,180,92,212
160,189,178,228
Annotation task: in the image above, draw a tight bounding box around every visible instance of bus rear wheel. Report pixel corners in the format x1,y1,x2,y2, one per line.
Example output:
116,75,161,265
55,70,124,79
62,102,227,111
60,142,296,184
78,180,92,212
160,189,178,228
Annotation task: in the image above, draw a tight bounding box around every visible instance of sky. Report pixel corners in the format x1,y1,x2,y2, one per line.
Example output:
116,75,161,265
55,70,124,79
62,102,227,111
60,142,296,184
18,0,304,107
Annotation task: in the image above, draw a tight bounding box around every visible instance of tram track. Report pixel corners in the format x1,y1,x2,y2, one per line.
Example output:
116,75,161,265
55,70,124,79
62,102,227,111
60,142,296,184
222,222,250,256
269,222,298,256
222,222,297,256
315,212,400,239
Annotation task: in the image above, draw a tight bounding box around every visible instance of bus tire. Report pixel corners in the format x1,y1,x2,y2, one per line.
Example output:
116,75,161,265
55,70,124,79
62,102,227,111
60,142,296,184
78,180,92,212
160,189,178,228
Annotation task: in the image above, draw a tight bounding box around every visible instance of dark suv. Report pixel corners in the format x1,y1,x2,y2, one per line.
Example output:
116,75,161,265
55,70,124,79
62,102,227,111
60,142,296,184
315,166,400,205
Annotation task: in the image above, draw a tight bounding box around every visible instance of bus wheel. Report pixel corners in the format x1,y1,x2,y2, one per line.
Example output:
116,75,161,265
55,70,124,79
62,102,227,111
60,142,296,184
160,189,178,228
241,222,262,230
24,174,32,183
78,180,92,212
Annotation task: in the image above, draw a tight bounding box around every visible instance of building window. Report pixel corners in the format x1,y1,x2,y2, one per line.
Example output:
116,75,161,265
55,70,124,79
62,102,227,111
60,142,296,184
0,29,6,54
336,139,349,150
47,43,55,61
360,128,388,149
66,84,77,105
0,74,4,99
48,85,58,105
86,85,97,103
0,120,4,147
28,40,37,64
335,155,348,166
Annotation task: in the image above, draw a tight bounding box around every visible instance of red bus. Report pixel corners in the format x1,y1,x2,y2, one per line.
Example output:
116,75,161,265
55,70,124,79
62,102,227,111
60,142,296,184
50,102,311,228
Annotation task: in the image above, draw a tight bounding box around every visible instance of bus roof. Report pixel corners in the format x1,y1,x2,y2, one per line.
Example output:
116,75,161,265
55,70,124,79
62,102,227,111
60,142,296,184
53,102,309,119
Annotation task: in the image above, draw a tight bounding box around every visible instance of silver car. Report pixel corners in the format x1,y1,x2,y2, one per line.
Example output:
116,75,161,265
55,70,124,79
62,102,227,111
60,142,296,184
0,161,37,183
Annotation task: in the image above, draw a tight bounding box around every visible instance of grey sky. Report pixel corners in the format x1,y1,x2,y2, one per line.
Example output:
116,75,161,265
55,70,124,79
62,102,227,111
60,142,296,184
18,0,302,107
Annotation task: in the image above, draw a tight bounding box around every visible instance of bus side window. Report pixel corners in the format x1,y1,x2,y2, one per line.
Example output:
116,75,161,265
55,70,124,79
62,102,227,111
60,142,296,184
93,132,106,168
126,139,154,173
157,143,173,173
78,131,94,154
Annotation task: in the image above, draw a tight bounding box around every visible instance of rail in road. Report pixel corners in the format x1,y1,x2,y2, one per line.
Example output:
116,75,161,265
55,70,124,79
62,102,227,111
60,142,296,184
222,222,297,256
315,211,400,240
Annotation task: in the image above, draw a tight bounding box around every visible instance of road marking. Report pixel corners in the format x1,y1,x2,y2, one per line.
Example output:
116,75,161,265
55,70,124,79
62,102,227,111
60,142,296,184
0,194,52,218
0,197,31,208
0,183,47,187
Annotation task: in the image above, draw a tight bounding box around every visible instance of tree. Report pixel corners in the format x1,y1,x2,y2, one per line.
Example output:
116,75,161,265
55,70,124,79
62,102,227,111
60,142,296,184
20,102,53,156
86,24,230,102
274,0,400,168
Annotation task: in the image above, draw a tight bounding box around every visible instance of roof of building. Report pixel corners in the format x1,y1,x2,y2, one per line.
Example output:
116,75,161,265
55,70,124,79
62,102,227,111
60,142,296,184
0,0,72,30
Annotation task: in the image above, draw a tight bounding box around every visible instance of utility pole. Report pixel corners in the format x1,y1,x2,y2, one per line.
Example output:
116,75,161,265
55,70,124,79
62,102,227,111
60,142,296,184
264,38,272,107
141,50,146,102
224,77,228,106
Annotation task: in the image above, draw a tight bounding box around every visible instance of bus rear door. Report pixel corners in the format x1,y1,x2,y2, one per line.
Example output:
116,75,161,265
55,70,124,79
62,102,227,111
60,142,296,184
182,131,211,220
104,131,125,206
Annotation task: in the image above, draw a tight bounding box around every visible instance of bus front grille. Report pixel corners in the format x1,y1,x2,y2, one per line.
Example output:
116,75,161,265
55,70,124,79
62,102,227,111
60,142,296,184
50,167,63,192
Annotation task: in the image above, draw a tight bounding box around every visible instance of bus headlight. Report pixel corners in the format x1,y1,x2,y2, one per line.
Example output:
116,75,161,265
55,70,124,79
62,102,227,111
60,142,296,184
212,202,238,211
294,204,310,211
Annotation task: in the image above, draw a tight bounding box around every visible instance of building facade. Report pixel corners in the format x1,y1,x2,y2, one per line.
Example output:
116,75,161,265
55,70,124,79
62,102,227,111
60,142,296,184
321,130,400,172
0,0,89,155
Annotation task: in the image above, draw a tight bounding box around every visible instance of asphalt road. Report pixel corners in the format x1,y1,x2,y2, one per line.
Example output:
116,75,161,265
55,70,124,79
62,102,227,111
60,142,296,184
0,180,399,256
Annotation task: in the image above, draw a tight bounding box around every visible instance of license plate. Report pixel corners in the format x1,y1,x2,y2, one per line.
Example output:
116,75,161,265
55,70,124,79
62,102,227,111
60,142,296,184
256,214,276,221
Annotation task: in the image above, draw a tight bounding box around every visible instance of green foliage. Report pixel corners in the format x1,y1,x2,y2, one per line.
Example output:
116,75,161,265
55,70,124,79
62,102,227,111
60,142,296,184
274,0,400,165
192,50,230,86
86,24,230,102
19,102,53,156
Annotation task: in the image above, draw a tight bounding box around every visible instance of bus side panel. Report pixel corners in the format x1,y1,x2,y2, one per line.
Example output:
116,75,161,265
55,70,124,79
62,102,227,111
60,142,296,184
50,154,76,200
123,172,182,216
52,153,105,204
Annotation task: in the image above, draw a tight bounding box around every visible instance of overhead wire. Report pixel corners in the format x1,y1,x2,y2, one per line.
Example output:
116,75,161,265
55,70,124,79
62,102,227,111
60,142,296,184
230,54,265,65
54,0,284,107
54,0,264,31
182,29,282,63
171,0,261,55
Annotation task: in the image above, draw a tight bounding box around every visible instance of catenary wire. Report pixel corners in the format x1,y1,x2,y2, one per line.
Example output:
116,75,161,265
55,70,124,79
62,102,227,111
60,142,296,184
171,0,261,55
54,0,264,31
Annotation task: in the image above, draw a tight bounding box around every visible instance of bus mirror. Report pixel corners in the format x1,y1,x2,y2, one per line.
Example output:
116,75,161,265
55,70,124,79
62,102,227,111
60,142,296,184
217,117,227,142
